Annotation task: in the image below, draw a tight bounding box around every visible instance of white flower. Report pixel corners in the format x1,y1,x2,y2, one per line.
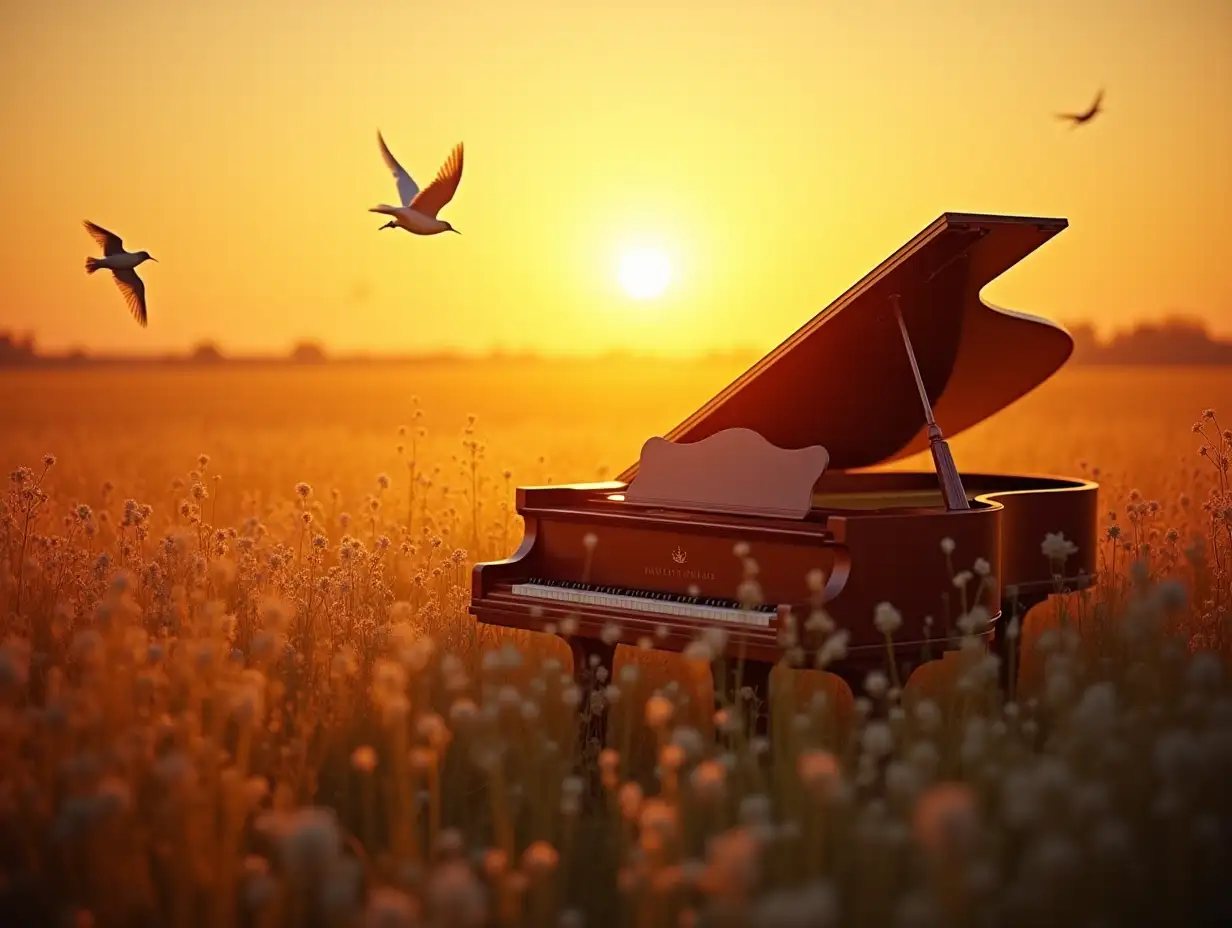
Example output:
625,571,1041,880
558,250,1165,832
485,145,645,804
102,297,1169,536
1041,532,1078,562
952,570,973,589
973,557,991,577
864,671,889,698
913,699,941,732
940,537,956,555
956,605,991,636
815,630,849,667
861,721,894,758
873,602,903,635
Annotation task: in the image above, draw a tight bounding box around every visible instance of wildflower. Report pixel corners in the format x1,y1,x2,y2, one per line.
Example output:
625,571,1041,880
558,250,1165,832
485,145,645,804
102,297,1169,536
697,827,760,903
749,881,838,927
600,622,621,645
815,630,849,666
973,557,991,576
862,670,891,700
957,605,991,635
639,798,678,849
351,745,378,773
797,750,841,797
582,532,598,551
1041,532,1078,561
940,537,956,554
682,639,715,662
522,840,560,876
657,743,686,775
259,807,343,880
365,887,420,928
670,726,705,759
861,721,894,758
424,859,487,927
690,759,727,802
295,482,312,499
618,781,643,820
645,695,674,729
416,713,451,750
873,602,902,635
913,782,978,863
806,567,826,593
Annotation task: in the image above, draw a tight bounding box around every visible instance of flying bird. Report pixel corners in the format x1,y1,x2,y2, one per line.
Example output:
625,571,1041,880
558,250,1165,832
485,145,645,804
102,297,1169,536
82,221,157,327
370,132,464,235
1056,88,1104,128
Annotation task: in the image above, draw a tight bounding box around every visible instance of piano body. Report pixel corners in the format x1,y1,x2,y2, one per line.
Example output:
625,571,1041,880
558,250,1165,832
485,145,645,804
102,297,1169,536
471,212,1098,739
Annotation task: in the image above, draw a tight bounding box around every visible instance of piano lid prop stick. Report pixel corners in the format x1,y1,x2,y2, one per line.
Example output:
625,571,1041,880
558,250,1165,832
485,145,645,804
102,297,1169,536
889,294,971,511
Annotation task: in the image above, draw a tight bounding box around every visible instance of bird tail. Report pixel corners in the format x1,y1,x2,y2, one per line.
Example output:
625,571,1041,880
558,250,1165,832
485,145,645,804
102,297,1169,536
369,204,400,216
85,257,102,274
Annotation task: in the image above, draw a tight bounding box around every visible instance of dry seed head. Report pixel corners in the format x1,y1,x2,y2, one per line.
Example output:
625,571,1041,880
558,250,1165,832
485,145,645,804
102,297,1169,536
351,745,378,773
645,694,674,729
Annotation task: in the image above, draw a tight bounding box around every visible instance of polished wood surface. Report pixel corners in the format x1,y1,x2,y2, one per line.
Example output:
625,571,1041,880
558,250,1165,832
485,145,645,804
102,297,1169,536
616,213,1075,480
472,472,1097,665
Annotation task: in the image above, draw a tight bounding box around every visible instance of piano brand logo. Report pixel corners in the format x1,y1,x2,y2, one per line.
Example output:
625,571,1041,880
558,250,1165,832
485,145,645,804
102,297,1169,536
645,545,716,582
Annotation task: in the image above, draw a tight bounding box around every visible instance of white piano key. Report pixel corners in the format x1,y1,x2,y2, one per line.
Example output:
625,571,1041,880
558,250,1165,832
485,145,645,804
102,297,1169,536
510,582,774,628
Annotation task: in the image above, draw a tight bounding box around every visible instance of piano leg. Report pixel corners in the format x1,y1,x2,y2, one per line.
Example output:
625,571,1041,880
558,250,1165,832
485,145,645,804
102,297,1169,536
568,637,617,765
716,657,774,740
997,592,1047,696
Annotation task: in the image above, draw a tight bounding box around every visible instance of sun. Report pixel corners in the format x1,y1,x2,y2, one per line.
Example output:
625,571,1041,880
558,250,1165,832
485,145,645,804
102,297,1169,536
616,247,672,300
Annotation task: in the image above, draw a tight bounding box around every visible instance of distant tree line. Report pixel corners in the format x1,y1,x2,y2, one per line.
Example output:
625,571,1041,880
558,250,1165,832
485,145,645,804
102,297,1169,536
4,319,1232,368
1065,316,1232,365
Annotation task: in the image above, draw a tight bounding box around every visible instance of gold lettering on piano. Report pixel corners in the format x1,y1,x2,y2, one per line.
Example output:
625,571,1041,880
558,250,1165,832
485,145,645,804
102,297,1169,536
671,545,688,564
644,566,717,581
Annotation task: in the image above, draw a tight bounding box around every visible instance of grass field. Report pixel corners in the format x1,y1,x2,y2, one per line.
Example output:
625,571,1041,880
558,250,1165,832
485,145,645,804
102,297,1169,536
1,360,1230,926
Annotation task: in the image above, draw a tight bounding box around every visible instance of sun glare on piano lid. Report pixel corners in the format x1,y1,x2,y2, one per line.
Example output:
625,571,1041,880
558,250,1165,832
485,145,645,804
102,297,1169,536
616,247,672,300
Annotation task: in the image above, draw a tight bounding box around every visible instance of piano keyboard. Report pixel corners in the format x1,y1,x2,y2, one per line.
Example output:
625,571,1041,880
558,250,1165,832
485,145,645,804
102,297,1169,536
510,577,780,627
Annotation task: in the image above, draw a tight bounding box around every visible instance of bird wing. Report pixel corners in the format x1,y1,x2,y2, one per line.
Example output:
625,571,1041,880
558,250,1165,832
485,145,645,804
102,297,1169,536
111,267,148,327
377,131,420,208
1086,88,1104,116
84,220,125,256
409,143,463,219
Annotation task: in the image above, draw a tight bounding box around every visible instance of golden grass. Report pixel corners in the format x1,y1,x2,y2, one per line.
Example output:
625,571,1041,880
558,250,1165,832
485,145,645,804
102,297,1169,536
1,360,1231,926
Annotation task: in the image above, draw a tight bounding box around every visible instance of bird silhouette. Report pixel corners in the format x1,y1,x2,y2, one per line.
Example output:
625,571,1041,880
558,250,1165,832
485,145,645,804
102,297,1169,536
82,221,157,327
1056,88,1104,128
370,132,464,235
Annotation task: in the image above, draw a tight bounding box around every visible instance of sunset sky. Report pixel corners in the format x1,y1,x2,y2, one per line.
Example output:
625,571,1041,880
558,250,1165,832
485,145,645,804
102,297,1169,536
1,0,1229,357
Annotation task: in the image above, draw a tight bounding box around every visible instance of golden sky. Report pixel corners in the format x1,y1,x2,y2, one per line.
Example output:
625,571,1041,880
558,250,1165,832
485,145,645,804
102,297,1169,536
1,0,1229,356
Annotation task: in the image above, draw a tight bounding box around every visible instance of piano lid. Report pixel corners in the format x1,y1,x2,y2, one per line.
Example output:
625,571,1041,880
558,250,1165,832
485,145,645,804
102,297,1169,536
618,212,1074,480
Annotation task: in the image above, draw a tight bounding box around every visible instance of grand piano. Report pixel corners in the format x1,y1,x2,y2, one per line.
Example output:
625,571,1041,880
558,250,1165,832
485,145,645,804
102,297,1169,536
471,212,1099,743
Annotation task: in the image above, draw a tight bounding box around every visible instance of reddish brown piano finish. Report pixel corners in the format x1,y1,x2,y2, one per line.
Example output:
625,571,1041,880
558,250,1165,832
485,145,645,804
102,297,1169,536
470,211,1099,745
471,471,1098,664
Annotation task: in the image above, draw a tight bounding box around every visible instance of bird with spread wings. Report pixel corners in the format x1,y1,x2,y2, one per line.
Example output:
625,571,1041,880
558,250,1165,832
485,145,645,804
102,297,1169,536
82,220,157,327
370,133,464,236
1056,88,1105,128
